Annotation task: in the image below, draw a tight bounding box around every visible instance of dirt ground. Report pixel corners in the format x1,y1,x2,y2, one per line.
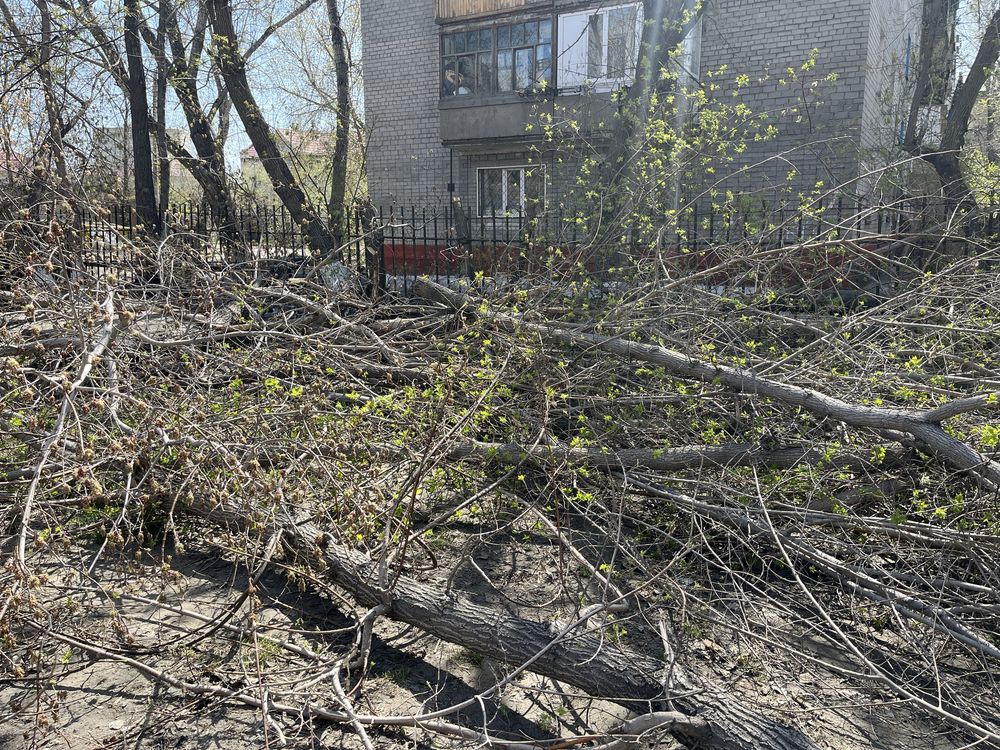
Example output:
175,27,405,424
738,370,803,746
0,526,971,750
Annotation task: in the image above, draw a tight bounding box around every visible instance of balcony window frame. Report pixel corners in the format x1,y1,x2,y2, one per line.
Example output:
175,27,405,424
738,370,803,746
556,2,643,93
441,17,553,100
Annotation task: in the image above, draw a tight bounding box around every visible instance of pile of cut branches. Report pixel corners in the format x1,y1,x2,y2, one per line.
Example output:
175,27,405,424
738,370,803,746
2,228,999,749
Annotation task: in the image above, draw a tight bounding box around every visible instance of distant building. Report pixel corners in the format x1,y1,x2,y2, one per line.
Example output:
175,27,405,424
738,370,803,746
86,126,198,202
359,0,959,213
238,129,337,204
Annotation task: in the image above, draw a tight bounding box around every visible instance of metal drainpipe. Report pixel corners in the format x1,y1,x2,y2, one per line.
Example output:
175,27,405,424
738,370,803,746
449,147,459,209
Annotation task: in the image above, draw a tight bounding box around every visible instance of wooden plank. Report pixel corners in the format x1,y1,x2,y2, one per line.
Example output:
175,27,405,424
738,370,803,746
436,0,527,21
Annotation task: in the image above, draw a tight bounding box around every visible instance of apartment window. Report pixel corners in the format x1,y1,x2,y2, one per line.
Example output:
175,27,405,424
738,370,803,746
558,3,642,91
442,28,494,96
441,19,552,98
478,165,545,216
496,19,552,92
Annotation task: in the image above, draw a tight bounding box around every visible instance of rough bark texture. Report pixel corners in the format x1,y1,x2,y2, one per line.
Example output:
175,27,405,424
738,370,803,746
905,3,1000,202
451,440,817,471
153,0,170,226
124,0,160,235
207,0,336,254
182,494,820,750
158,0,239,248
448,440,910,481
325,0,352,246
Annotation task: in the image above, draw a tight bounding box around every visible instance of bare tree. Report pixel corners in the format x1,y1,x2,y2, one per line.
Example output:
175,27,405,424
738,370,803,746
325,0,351,231
124,0,160,235
904,0,1000,203
207,0,338,254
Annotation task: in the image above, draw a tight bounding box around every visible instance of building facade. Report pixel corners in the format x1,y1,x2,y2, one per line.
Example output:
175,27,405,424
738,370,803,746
360,0,947,215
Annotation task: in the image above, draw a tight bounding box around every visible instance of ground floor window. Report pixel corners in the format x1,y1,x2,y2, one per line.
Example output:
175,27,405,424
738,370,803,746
477,165,545,216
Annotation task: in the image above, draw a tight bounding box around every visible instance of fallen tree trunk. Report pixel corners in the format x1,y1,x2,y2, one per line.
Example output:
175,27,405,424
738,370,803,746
413,279,1000,489
448,439,909,475
182,493,820,750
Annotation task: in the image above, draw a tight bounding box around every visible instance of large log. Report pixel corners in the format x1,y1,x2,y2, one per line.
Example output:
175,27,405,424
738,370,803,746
183,494,820,750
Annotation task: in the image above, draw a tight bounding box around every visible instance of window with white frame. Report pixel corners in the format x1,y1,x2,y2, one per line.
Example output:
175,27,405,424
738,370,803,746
557,3,643,91
477,165,545,216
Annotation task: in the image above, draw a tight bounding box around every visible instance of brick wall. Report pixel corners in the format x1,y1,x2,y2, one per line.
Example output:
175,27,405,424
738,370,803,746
694,0,875,202
361,0,921,210
360,0,453,206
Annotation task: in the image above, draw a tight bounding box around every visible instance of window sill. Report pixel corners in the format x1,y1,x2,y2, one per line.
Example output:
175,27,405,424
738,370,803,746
439,90,556,109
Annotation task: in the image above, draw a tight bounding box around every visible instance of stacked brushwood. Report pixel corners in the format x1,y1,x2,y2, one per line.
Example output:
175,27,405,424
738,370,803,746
2,227,1000,749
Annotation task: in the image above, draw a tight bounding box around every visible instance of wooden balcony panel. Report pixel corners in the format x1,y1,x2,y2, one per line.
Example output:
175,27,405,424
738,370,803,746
436,0,528,21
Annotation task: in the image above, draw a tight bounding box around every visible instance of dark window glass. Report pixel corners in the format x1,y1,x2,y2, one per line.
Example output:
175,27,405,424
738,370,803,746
587,14,604,79
514,47,533,90
536,44,551,89
442,58,458,96
479,166,545,215
506,170,523,212
457,55,476,93
442,20,553,99
539,19,552,43
480,169,503,214
442,54,477,96
525,167,544,210
607,6,638,79
497,49,513,91
510,22,525,46
478,51,493,94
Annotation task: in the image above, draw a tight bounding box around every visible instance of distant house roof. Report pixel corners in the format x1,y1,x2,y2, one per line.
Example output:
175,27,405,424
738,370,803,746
240,129,334,161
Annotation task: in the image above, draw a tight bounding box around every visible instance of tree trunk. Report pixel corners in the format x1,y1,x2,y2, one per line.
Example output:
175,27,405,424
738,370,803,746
154,0,170,228
124,0,160,236
207,0,337,255
904,3,1000,204
325,0,351,251
604,0,703,185
182,494,820,750
144,0,239,251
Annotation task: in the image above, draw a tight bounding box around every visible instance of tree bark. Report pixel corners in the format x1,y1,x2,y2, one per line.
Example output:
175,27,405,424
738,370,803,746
905,3,1000,203
604,0,704,185
153,0,170,227
181,493,820,750
325,0,351,247
156,0,239,250
206,0,337,255
447,439,908,476
123,0,160,235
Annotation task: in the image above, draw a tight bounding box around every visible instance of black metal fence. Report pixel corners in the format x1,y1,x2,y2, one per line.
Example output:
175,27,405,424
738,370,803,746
73,198,1000,290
